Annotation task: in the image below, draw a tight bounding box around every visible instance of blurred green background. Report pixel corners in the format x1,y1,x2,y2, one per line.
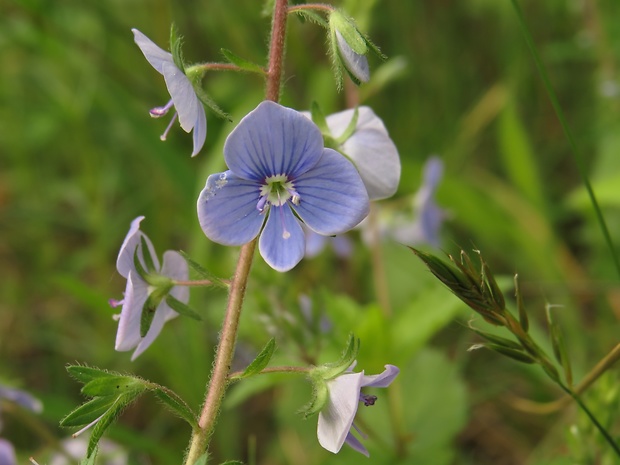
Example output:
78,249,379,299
3,0,620,464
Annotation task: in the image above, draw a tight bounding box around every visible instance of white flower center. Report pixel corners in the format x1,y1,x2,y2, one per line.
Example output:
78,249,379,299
257,174,300,213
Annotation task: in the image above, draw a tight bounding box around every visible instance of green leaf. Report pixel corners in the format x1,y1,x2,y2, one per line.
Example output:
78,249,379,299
165,295,202,321
82,376,147,397
152,386,198,429
87,392,142,458
238,338,276,379
178,251,228,288
60,396,117,427
220,49,265,74
67,365,112,384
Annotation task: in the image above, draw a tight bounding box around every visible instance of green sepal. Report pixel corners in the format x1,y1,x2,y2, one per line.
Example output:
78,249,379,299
514,274,529,332
472,343,536,364
178,250,228,289
133,247,149,281
87,391,142,458
140,237,157,273
329,11,367,55
310,102,331,135
312,334,359,380
81,376,148,397
60,396,117,427
67,365,112,385
152,386,199,429
220,49,266,74
327,26,344,90
237,338,276,379
299,378,329,418
468,326,522,351
140,289,165,337
165,295,202,321
333,107,359,145
294,10,329,28
193,85,232,122
362,33,387,61
170,23,185,71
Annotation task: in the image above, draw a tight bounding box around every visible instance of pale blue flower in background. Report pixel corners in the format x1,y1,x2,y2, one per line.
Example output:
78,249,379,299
50,438,127,465
391,156,446,247
304,226,353,259
305,106,400,201
132,29,206,157
317,363,400,456
111,216,189,360
197,101,369,272
0,439,16,465
0,384,42,465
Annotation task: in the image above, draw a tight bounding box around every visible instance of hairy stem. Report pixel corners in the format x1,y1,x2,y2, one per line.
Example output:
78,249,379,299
184,2,290,464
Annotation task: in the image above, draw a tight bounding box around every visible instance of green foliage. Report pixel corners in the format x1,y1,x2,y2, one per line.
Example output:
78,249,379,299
237,338,276,379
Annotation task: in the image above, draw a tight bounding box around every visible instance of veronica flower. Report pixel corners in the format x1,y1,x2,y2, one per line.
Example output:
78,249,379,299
111,216,189,360
318,106,400,200
391,156,445,247
132,28,206,157
334,30,369,83
197,101,369,272
317,364,400,456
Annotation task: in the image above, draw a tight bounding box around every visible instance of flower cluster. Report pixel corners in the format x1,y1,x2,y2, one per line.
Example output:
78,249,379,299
111,216,189,360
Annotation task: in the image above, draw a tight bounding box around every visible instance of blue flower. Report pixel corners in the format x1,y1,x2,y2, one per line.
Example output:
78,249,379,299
317,364,400,456
197,101,369,272
0,440,16,465
132,28,206,157
391,156,446,247
315,106,400,200
111,216,189,360
0,385,42,465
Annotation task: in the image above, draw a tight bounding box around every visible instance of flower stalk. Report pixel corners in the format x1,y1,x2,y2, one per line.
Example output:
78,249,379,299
183,1,289,463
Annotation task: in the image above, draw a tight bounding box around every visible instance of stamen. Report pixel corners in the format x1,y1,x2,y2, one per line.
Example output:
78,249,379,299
257,195,268,213
360,393,377,406
160,112,179,141
109,298,124,308
149,99,174,118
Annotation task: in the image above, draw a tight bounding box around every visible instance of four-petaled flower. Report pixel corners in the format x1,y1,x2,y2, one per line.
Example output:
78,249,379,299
317,363,400,456
312,106,400,200
197,101,369,272
112,216,189,360
132,28,207,157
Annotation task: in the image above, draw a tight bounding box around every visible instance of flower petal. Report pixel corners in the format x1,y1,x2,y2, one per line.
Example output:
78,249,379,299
317,372,364,454
114,272,148,352
131,302,173,361
162,61,200,134
116,216,160,278
197,171,264,246
132,29,174,75
330,107,400,200
0,439,17,465
360,364,400,388
294,149,369,235
161,250,189,318
224,101,324,181
191,100,207,157
344,431,370,457
0,386,43,413
336,30,369,83
258,205,305,272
